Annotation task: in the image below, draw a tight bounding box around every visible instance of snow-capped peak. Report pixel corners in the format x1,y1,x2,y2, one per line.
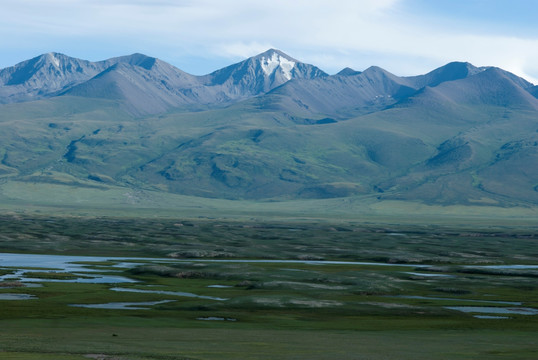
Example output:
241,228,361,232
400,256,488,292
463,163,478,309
260,52,295,80
47,52,61,68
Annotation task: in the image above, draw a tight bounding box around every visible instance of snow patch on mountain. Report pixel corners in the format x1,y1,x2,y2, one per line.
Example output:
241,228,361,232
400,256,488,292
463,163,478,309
47,53,60,68
260,53,295,80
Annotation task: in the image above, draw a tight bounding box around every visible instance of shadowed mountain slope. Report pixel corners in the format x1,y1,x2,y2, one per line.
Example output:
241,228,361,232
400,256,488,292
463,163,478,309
62,55,204,116
415,67,538,110
337,67,362,76
259,66,417,118
404,61,484,88
527,85,538,98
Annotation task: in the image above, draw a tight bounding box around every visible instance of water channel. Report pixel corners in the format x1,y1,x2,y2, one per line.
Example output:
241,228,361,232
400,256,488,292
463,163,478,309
1,252,536,317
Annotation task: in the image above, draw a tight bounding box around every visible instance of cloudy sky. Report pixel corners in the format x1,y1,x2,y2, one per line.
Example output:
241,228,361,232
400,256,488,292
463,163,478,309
2,0,538,83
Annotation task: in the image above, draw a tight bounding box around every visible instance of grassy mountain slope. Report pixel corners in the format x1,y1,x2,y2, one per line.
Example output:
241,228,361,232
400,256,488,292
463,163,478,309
1,52,538,210
1,88,536,206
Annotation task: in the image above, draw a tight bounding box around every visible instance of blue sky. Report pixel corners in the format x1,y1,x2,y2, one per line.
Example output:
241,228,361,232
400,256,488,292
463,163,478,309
2,0,538,83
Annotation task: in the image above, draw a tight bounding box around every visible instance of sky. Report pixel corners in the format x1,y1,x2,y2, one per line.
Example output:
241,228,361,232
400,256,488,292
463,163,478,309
2,0,538,84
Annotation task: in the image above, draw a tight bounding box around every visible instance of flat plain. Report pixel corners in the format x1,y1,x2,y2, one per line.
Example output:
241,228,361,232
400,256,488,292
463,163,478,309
0,214,537,359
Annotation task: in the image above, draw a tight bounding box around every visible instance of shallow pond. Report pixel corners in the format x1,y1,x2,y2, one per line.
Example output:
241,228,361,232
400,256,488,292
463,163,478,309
390,295,521,305
0,253,150,284
179,259,428,267
0,252,438,286
71,300,175,310
0,253,126,272
470,265,538,270
6,252,535,271
0,269,137,284
111,287,228,301
446,306,538,315
2,252,537,316
0,293,37,300
197,317,237,321
404,272,454,278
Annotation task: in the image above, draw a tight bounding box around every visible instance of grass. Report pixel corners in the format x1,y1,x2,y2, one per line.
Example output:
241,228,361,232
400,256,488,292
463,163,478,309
23,272,92,280
0,215,536,359
2,180,538,227
1,323,536,360
0,214,537,263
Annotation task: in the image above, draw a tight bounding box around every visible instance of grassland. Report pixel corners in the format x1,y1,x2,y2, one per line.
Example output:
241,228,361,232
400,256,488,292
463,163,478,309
2,180,538,226
0,214,537,359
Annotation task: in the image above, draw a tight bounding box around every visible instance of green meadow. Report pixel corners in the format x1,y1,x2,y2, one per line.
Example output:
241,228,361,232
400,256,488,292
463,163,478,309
0,213,537,359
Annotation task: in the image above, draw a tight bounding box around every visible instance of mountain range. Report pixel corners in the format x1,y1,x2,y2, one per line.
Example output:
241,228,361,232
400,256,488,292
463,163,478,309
0,49,326,116
1,49,537,207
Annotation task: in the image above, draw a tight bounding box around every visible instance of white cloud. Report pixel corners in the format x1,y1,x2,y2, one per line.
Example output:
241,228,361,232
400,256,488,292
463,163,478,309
213,42,276,59
0,0,400,45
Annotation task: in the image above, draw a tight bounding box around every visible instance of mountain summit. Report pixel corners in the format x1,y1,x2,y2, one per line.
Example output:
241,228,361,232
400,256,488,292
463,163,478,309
0,49,328,114
203,49,327,98
0,53,109,103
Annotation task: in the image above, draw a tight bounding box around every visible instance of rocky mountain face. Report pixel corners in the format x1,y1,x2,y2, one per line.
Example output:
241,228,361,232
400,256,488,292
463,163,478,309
202,49,327,97
0,53,106,103
0,49,327,115
1,50,537,205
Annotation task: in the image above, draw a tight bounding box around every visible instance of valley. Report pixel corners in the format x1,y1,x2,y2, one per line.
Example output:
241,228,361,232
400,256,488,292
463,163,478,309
1,49,538,359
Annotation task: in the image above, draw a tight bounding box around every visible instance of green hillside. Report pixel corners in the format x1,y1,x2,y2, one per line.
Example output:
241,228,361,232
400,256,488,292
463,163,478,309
1,52,538,215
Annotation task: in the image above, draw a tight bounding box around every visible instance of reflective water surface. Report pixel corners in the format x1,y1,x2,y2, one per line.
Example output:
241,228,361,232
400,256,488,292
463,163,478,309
446,306,538,315
71,300,175,310
0,293,37,300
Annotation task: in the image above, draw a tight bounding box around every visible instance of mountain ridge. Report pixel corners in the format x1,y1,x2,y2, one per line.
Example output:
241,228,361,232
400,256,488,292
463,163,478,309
0,49,329,114
1,49,538,206
1,50,536,116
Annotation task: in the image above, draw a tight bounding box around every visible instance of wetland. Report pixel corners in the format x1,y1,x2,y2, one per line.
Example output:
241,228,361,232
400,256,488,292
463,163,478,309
0,214,536,359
